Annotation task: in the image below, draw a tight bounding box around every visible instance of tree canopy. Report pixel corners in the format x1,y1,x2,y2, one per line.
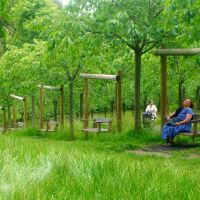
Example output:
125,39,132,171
0,0,200,132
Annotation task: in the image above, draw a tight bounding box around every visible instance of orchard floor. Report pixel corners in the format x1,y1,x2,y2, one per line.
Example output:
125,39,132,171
0,126,200,200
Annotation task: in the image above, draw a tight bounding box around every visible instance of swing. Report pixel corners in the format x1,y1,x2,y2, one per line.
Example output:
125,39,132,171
37,85,64,133
81,80,112,133
80,71,122,137
9,94,27,131
153,48,200,142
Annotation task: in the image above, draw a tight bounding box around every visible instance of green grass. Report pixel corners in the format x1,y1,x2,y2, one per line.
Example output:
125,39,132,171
0,114,200,199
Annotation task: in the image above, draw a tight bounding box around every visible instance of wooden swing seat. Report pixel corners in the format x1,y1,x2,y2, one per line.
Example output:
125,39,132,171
8,121,25,131
38,120,58,133
82,118,112,133
178,114,200,142
82,127,109,132
17,122,24,128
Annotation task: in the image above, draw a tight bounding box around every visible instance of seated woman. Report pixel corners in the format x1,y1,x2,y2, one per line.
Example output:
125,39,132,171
161,98,194,146
144,100,157,120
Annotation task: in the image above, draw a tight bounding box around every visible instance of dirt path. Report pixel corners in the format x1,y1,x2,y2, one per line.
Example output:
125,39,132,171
126,143,200,158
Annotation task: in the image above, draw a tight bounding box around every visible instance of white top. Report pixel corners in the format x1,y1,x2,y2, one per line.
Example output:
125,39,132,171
145,105,157,118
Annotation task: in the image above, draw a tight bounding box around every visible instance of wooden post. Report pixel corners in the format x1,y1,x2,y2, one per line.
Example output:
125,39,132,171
39,85,44,129
116,70,122,132
115,82,118,118
80,93,83,119
24,96,27,126
31,95,35,127
13,104,16,128
60,84,64,128
160,55,168,128
69,81,75,140
7,102,11,128
3,108,6,131
83,78,89,139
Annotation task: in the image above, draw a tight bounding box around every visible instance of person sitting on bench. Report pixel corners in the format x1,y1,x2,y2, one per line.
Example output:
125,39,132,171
143,100,157,120
161,98,194,147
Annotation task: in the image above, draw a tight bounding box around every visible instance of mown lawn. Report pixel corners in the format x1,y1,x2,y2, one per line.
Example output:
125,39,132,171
0,123,200,200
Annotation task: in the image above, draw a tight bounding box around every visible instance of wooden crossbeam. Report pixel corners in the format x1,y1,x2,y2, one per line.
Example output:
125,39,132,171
153,48,200,56
38,84,64,129
10,94,24,101
37,85,60,90
80,73,118,81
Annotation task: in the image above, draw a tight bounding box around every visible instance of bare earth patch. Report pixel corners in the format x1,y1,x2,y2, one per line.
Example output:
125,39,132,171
126,149,170,158
126,143,200,159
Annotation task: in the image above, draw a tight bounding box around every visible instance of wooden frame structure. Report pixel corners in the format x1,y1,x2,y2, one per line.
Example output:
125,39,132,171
37,84,64,129
80,70,122,138
153,48,200,128
10,94,27,128
0,106,6,132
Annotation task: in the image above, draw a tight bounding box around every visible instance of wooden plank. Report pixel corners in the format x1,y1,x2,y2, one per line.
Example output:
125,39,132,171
10,94,24,101
153,48,200,56
179,132,194,136
82,128,109,132
80,73,118,81
37,85,60,90
178,132,200,137
95,118,112,123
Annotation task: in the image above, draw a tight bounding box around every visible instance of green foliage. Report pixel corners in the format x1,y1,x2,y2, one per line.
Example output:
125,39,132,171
0,0,200,123
163,0,200,46
0,0,10,38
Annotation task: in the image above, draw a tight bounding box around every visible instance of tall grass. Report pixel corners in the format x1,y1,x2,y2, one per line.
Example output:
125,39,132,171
0,112,200,199
0,135,200,200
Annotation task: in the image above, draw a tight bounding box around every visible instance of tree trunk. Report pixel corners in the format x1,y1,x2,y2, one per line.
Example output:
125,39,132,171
69,81,74,140
134,50,142,129
91,108,94,119
104,107,107,118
